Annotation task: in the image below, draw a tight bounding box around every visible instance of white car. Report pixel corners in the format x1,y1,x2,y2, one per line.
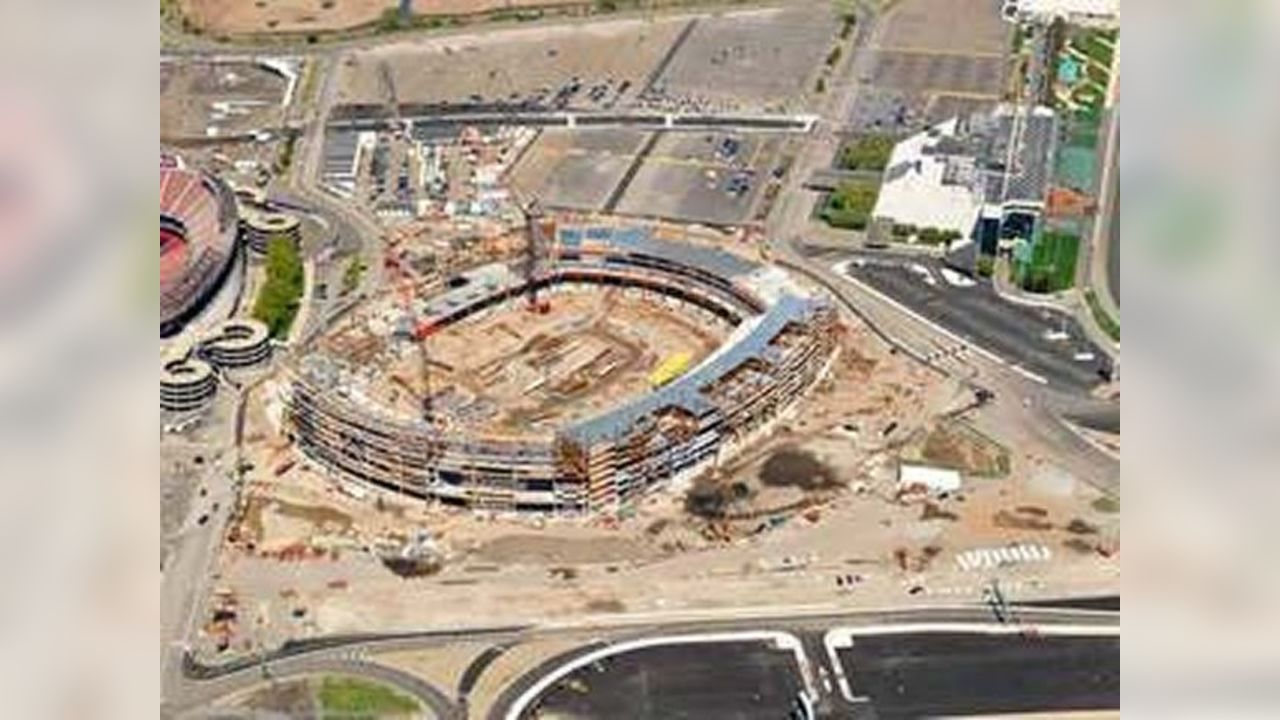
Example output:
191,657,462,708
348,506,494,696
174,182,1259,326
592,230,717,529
908,263,938,286
939,267,976,287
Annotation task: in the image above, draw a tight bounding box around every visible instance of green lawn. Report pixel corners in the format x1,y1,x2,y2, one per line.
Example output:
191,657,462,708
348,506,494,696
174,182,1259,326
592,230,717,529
838,134,896,172
1085,61,1110,87
318,676,420,719
252,235,305,339
1070,83,1104,112
341,256,367,297
1073,30,1116,68
1018,230,1080,293
820,181,879,230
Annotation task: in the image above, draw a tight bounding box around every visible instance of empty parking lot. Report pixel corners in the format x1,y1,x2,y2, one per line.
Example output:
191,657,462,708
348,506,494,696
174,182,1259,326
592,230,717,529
849,0,1011,131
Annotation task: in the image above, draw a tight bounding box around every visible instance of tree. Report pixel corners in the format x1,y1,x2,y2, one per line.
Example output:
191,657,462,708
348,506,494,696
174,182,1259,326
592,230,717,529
252,235,304,339
839,134,896,171
821,181,879,230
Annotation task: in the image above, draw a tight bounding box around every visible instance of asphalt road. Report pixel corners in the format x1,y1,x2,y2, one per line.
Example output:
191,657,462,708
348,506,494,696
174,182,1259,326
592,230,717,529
172,603,1117,718
836,632,1119,719
477,605,1116,720
837,253,1109,392
175,657,460,720
754,0,1118,494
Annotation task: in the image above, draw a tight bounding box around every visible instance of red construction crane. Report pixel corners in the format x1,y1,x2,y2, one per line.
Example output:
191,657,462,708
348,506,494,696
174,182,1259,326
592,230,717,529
522,197,553,314
386,248,434,422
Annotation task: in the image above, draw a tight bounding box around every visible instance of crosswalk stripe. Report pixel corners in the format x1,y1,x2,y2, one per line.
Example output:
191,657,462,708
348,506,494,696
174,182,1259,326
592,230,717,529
955,543,1054,571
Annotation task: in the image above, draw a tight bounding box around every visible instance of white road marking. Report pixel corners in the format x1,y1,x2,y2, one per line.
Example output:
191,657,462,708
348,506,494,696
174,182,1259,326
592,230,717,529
1010,364,1050,385
831,260,1008,367
955,543,1052,571
828,623,1119,638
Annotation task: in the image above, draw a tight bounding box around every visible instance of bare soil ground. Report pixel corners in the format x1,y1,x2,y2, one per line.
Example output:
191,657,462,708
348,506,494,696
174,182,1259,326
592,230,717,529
475,534,661,565
197,311,1118,658
161,59,288,139
181,0,588,36
911,419,1011,477
375,287,730,436
182,0,386,35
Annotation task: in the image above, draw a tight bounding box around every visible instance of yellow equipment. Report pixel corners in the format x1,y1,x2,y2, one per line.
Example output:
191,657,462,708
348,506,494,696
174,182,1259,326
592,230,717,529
649,352,693,388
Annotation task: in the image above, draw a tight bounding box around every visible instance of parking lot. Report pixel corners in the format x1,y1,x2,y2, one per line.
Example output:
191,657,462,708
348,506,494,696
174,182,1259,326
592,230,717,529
643,6,840,114
509,128,649,210
868,52,1004,96
336,17,688,109
512,128,783,226
523,639,807,719
839,254,1109,392
614,132,781,226
835,632,1119,718
847,0,1010,131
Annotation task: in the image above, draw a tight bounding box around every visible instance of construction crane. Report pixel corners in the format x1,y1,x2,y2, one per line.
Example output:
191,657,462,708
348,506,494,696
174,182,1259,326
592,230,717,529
385,248,435,423
377,59,406,138
415,334,434,423
513,191,553,314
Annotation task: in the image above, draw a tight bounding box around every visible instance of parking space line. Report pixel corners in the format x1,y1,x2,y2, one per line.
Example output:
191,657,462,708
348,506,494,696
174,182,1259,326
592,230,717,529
871,47,1007,59
822,630,868,704
928,89,1005,101
1010,364,1049,385
827,623,1119,639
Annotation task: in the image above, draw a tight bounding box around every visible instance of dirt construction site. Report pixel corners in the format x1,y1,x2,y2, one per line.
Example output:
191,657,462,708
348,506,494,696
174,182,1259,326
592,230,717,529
353,287,731,437
160,58,292,140
178,0,588,36
195,307,1119,658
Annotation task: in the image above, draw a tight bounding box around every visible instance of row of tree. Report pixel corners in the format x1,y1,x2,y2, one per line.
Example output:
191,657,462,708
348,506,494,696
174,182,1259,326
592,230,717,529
252,235,304,339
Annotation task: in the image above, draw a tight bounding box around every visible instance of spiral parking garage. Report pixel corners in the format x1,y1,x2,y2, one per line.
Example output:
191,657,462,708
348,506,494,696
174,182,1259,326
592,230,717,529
160,318,273,414
286,226,838,515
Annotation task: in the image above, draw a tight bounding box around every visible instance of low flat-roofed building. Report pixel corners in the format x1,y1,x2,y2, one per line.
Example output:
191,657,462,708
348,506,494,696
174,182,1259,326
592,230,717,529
898,463,962,494
1002,0,1119,26
872,104,1058,243
871,118,985,236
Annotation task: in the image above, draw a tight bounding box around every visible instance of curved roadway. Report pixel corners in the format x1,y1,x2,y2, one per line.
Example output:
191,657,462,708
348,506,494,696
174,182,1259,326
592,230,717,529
168,604,1116,719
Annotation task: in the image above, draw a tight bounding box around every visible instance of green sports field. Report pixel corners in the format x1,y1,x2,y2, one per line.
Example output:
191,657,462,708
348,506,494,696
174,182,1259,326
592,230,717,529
1018,230,1080,293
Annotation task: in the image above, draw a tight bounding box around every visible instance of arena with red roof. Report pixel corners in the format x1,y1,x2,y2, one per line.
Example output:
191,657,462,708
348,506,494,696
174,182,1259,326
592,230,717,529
160,161,239,338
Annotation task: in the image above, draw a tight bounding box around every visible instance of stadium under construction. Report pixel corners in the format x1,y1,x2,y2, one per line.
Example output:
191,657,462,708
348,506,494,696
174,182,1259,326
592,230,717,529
285,225,839,515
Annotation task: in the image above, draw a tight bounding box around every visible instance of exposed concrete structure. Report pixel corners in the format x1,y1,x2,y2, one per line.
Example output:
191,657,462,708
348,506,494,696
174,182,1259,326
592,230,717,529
198,318,272,369
327,109,817,134
286,226,837,515
240,209,301,255
160,355,218,413
1002,0,1119,27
